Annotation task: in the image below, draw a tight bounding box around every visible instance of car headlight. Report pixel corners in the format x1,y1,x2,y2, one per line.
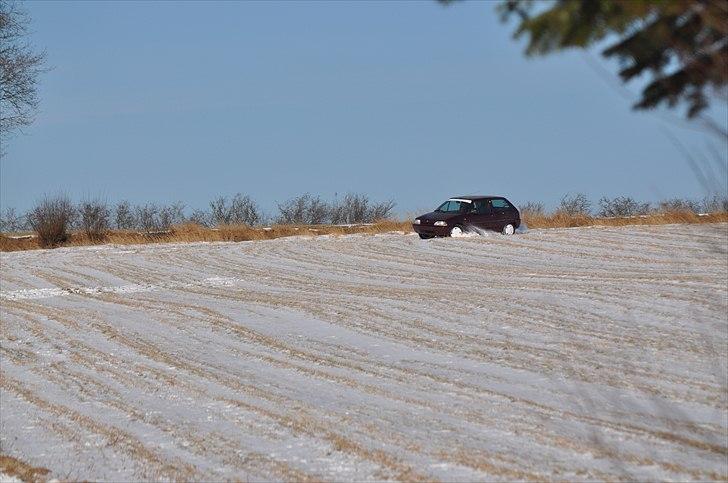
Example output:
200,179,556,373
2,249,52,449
413,219,421,225
434,221,447,226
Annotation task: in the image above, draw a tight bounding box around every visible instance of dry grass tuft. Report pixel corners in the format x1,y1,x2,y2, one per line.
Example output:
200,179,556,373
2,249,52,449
1,214,725,252
0,235,32,252
0,454,50,482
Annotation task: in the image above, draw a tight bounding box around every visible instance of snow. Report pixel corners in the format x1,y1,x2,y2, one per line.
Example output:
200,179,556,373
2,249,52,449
0,473,22,483
1,223,727,481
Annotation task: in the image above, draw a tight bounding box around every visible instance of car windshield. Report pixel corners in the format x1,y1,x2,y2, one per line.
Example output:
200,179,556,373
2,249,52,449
436,200,466,213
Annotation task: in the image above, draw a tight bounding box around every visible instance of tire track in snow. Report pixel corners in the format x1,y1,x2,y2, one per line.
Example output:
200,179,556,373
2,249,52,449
0,276,249,301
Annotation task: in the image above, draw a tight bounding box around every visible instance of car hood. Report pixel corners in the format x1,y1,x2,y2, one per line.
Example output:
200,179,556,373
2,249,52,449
416,211,460,223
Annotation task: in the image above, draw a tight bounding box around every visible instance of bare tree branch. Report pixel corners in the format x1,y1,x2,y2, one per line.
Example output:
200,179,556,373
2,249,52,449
0,0,46,143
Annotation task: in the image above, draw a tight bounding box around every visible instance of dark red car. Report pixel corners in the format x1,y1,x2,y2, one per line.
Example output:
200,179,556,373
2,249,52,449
412,196,521,239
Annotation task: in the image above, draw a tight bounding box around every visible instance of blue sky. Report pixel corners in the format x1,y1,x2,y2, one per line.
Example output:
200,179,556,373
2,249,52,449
1,0,726,216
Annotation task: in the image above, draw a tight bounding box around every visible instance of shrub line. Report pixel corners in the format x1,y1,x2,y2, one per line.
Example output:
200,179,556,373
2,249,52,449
1,213,726,252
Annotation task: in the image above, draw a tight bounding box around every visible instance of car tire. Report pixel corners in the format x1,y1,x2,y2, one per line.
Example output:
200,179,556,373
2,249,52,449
449,225,464,237
418,233,434,239
502,223,515,235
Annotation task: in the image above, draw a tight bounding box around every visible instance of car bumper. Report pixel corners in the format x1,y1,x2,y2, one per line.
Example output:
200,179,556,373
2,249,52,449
412,224,450,236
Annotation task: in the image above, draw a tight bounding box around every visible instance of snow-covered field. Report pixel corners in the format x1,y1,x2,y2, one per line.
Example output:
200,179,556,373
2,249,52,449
1,224,727,481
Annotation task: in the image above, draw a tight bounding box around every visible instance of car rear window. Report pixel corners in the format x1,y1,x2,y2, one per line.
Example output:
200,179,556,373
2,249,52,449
491,198,512,209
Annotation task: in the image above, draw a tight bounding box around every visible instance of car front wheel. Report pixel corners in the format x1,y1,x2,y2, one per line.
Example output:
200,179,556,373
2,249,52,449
450,225,464,237
502,223,515,235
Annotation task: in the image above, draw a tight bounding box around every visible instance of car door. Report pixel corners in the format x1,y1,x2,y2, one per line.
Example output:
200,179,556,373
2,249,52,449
490,198,512,229
463,199,492,229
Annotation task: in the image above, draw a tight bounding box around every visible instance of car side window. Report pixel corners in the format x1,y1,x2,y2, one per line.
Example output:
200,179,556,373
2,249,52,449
473,199,489,214
439,201,465,213
491,198,512,210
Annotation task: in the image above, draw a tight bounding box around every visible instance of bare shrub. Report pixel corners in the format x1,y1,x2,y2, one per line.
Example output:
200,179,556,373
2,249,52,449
210,194,260,226
328,198,345,225
557,193,591,216
307,196,329,224
227,194,259,226
329,193,395,224
277,194,314,224
345,193,369,223
657,198,701,213
79,198,110,241
330,193,366,224
28,195,76,247
114,201,136,230
0,207,26,232
134,203,160,232
701,194,728,213
368,199,396,221
159,201,185,228
188,209,212,227
518,201,545,217
597,197,651,218
209,198,227,224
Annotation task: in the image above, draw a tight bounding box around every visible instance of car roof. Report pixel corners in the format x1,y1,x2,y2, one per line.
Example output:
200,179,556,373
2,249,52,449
451,195,506,200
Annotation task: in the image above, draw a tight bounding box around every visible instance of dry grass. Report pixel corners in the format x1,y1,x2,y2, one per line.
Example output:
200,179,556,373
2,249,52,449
524,211,728,228
0,220,413,252
1,213,726,252
0,454,50,482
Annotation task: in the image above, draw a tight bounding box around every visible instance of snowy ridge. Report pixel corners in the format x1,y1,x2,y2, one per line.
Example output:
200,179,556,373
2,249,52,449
0,277,242,301
1,224,727,481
